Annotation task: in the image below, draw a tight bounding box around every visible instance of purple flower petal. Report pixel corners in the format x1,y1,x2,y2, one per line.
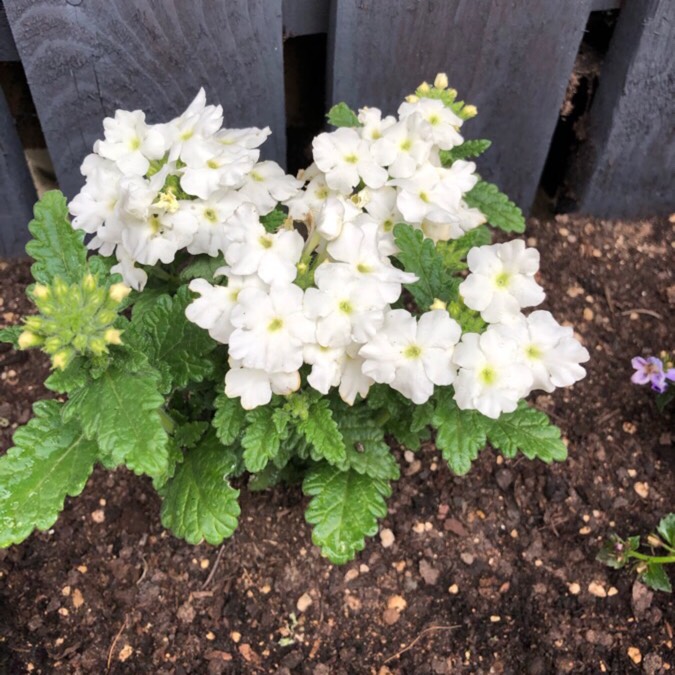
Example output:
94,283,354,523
631,371,650,385
631,356,647,370
666,367,675,382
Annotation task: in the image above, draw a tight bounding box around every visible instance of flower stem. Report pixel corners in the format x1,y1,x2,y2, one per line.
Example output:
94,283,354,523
628,551,675,564
158,408,177,434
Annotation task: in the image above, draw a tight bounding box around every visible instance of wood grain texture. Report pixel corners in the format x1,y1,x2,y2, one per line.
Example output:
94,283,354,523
0,2,19,61
0,86,35,256
283,0,329,37
575,0,674,217
329,0,593,212
3,0,285,199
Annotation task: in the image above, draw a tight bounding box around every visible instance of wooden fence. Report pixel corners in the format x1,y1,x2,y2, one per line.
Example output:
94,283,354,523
0,0,673,257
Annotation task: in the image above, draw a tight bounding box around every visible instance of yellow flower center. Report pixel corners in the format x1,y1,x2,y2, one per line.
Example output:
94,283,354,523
479,366,497,385
344,154,359,164
357,263,372,274
403,344,422,359
259,236,273,249
338,300,353,315
267,318,284,332
525,344,542,360
494,272,511,289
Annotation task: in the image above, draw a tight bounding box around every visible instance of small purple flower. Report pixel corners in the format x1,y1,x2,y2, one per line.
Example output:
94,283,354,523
631,356,672,393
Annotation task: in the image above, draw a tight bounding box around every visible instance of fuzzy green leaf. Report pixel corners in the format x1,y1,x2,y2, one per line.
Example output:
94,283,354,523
241,407,282,473
440,139,491,165
25,190,87,284
213,394,247,446
0,400,98,547
487,403,567,463
326,102,361,128
432,392,489,475
464,181,525,234
641,563,672,593
126,286,215,392
303,464,391,564
436,225,492,271
0,325,22,348
260,209,288,233
63,362,169,477
299,399,346,465
179,255,225,282
160,433,240,545
657,513,675,547
44,357,88,394
393,223,458,309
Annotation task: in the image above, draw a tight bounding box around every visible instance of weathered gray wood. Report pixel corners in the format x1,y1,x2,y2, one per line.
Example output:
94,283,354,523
329,0,593,213
574,0,674,217
590,0,621,11
0,2,19,61
283,0,329,37
3,0,286,199
0,86,35,257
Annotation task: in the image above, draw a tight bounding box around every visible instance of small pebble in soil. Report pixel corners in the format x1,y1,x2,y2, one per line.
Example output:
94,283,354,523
91,509,105,523
579,526,591,535
460,553,474,565
206,631,215,641
627,647,642,665
72,589,84,608
634,482,649,498
380,528,395,548
344,568,359,583
230,631,241,643
448,584,459,594
588,581,607,598
118,644,133,662
387,595,407,612
490,615,501,623
297,593,313,612
567,583,581,595
607,587,618,597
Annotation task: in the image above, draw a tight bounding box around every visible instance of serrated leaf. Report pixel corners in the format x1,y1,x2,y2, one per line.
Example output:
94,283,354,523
63,363,169,477
173,421,209,449
596,537,628,569
160,433,240,545
641,563,672,593
0,400,98,547
366,385,428,450
44,357,88,393
448,298,487,333
0,325,22,348
440,139,491,165
657,513,675,547
260,209,287,233
464,181,525,234
213,394,247,446
179,254,225,282
303,464,391,564
436,225,492,271
393,223,458,309
25,191,87,284
241,407,281,473
298,399,346,465
487,403,567,463
326,102,361,128
126,286,216,392
432,391,488,475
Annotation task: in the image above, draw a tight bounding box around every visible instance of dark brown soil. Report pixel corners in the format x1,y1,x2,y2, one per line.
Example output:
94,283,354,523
0,215,673,675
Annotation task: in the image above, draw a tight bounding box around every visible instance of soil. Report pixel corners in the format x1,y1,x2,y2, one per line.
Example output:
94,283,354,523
0,214,673,675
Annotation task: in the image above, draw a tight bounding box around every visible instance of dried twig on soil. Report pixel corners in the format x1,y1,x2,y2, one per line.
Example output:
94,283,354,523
106,615,128,673
382,624,460,665
620,308,663,320
201,544,226,589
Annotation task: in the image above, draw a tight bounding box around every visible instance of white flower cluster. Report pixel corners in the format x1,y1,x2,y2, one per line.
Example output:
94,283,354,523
69,81,589,417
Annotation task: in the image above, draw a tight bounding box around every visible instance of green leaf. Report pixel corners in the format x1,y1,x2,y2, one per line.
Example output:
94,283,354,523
641,563,672,593
44,357,88,394
179,254,226,282
440,139,491,164
160,433,240,545
25,191,87,284
326,102,361,128
303,464,391,564
298,399,346,465
126,286,215,392
656,387,675,412
63,362,169,478
213,394,247,446
260,209,287,233
393,223,458,309
173,421,209,449
0,325,22,348
657,513,675,547
464,181,525,234
436,225,492,271
432,391,488,475
0,400,98,547
241,407,282,473
447,298,487,333
487,402,567,463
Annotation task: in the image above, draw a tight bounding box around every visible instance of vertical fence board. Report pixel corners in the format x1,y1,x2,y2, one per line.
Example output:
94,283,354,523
0,3,19,60
329,0,592,213
3,0,286,200
574,0,674,217
0,86,35,257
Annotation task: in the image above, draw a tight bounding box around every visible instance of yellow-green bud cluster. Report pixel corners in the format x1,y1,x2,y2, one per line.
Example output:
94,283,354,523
19,275,130,370
413,73,478,121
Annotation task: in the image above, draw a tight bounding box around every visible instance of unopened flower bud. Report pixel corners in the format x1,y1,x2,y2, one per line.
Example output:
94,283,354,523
82,273,97,292
18,331,42,349
89,337,108,355
405,95,419,104
155,190,180,213
447,88,458,100
109,283,131,303
430,298,447,311
52,350,71,371
24,316,44,332
635,562,648,575
434,72,449,89
32,284,50,300
72,334,89,352
463,104,478,118
104,328,123,345
418,81,431,93
646,534,663,549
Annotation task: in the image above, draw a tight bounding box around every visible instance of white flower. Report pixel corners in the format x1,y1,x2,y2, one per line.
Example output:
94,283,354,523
361,186,403,253
94,110,167,176
224,204,304,284
459,240,546,323
359,309,461,404
314,194,361,241
304,343,345,394
357,107,397,141
371,114,434,178
285,168,338,222
109,245,148,291
70,157,122,234
312,127,388,194
320,217,417,304
185,190,246,256
228,284,315,372
215,126,271,150
397,98,464,149
304,273,385,347
225,358,300,410
237,161,303,215
495,311,589,392
452,329,533,418
185,274,265,343
339,343,374,405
